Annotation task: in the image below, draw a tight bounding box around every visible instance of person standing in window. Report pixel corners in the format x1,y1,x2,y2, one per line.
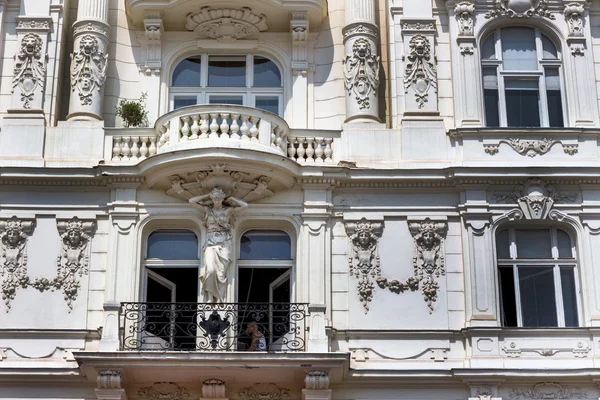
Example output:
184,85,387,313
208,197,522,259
246,322,267,351
189,186,248,303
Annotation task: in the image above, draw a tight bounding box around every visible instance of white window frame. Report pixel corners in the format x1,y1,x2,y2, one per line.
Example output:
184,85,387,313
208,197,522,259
497,227,582,328
170,54,284,116
481,27,568,127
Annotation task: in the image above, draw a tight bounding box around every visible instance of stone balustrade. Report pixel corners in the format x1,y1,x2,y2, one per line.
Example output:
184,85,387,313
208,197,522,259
288,136,335,164
111,135,157,162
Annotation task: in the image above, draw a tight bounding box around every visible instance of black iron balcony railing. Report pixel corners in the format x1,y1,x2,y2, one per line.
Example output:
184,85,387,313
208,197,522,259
120,302,308,352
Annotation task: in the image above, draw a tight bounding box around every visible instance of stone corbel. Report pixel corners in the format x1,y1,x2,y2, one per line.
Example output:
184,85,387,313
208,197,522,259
303,371,331,400
468,383,503,400
564,2,587,56
291,11,309,76
201,379,227,400
95,370,127,400
142,11,163,74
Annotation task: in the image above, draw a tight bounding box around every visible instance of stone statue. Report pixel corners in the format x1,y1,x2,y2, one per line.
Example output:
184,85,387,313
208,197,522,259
189,187,248,303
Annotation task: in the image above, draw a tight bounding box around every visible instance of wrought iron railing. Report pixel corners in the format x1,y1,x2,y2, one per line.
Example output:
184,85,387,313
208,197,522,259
120,302,308,352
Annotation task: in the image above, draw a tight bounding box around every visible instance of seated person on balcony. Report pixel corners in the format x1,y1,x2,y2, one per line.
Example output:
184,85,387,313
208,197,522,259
246,322,267,351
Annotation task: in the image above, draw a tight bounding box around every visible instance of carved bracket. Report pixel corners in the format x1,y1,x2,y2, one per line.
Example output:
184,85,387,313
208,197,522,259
185,7,268,42
291,12,309,75
455,2,475,36
483,138,578,157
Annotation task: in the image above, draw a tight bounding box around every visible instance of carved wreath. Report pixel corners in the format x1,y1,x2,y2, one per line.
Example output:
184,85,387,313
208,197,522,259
70,35,107,105
343,38,380,110
404,35,437,109
12,33,46,109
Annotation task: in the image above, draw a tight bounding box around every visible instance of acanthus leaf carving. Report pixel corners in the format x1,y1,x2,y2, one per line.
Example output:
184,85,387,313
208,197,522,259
404,35,437,109
455,2,475,36
509,383,587,400
485,0,555,20
564,3,585,37
185,7,268,42
69,35,107,106
239,383,290,400
484,138,578,157
138,382,192,400
12,33,46,109
343,38,380,110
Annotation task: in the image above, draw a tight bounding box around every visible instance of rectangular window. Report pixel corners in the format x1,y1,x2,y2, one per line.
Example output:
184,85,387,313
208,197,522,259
483,67,500,127
505,79,540,127
545,68,564,127
501,27,538,71
173,96,197,110
208,95,244,106
208,56,246,87
498,266,518,327
255,96,280,115
560,268,579,327
515,229,552,258
518,266,558,327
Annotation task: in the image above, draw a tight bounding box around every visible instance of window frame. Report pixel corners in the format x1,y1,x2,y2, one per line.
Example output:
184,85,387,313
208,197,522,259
496,226,582,328
480,26,567,128
170,53,284,116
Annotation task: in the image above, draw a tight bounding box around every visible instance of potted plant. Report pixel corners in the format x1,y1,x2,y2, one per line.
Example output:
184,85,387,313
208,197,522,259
116,92,149,127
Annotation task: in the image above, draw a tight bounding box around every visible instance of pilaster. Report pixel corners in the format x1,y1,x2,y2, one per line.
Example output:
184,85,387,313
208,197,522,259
291,11,310,129
66,0,110,121
342,0,380,123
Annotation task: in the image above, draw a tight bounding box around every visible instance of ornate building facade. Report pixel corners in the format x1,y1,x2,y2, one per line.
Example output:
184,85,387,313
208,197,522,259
1,0,600,399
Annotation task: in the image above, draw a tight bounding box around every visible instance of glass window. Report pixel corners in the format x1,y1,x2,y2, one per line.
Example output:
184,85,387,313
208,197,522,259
147,231,199,259
172,56,201,87
240,230,291,260
209,95,244,105
253,56,282,87
255,96,280,115
481,28,565,127
496,227,580,327
208,56,246,87
173,96,197,110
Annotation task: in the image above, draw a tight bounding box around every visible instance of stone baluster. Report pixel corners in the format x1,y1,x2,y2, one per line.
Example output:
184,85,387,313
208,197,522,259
121,137,131,160
148,136,157,156
130,137,139,159
324,138,333,163
181,116,190,140
209,114,219,139
288,136,297,159
199,114,209,138
249,118,259,142
275,127,285,153
343,0,380,123
240,115,250,140
314,138,324,162
158,125,167,147
190,115,200,139
297,138,306,162
66,0,110,121
220,113,230,139
305,138,315,162
231,114,240,139
139,137,148,159
112,137,122,161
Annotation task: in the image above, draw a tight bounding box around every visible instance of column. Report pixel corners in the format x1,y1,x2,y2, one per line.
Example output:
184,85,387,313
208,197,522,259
303,372,332,400
96,370,127,400
139,12,163,124
301,181,333,352
99,184,139,351
342,0,380,123
66,0,110,121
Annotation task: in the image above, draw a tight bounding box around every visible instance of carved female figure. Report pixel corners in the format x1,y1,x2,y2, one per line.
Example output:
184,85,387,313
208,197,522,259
189,187,248,303
1,218,29,274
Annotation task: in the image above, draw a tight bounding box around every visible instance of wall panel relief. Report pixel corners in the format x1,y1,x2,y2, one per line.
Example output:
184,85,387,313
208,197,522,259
0,217,34,310
404,35,437,109
12,33,46,109
70,35,107,106
345,218,448,314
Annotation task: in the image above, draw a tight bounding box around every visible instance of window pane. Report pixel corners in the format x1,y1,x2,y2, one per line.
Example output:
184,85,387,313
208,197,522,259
209,95,244,105
515,229,552,258
505,79,540,127
481,33,496,60
255,96,279,115
240,230,291,260
519,266,558,327
173,96,197,110
483,67,499,127
560,268,579,327
542,35,558,59
499,266,518,327
147,231,199,259
557,229,573,258
496,229,510,259
208,56,246,87
545,68,564,127
254,56,281,87
172,57,201,87
501,27,538,70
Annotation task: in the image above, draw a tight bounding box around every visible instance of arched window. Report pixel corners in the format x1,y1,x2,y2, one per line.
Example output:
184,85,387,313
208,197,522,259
481,27,565,128
496,227,580,327
170,54,283,115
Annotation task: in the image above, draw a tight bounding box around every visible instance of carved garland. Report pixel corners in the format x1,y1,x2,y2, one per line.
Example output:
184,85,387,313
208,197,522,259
139,382,192,400
483,138,578,157
12,33,46,109
343,38,380,110
485,0,555,20
70,35,107,105
239,384,289,400
509,383,587,400
345,218,447,313
404,35,437,109
185,7,268,42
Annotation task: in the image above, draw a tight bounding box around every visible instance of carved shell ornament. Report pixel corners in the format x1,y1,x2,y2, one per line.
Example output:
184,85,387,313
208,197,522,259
404,35,437,109
12,33,46,109
343,38,380,110
485,0,555,19
70,35,107,106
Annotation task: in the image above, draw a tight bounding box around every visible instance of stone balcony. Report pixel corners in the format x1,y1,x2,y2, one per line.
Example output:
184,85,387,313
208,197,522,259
105,105,339,165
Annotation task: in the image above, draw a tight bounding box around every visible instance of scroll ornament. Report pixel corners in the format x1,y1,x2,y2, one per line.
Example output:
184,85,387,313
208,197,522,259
343,38,380,110
12,33,46,109
485,0,555,19
404,35,437,109
70,35,107,105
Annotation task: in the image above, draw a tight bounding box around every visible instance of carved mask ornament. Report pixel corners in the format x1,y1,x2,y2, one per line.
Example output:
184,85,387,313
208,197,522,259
404,35,437,109
70,35,107,105
485,0,555,19
343,38,380,110
564,3,585,37
455,2,475,36
12,33,46,108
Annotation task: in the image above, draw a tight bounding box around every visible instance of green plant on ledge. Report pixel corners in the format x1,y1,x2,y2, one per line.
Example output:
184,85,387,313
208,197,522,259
116,92,149,127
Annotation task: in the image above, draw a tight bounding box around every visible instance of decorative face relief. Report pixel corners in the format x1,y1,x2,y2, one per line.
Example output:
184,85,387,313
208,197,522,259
408,219,448,312
455,2,475,36
70,35,107,105
564,3,585,37
485,0,555,19
404,35,437,109
0,217,34,310
12,33,46,109
343,38,380,110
